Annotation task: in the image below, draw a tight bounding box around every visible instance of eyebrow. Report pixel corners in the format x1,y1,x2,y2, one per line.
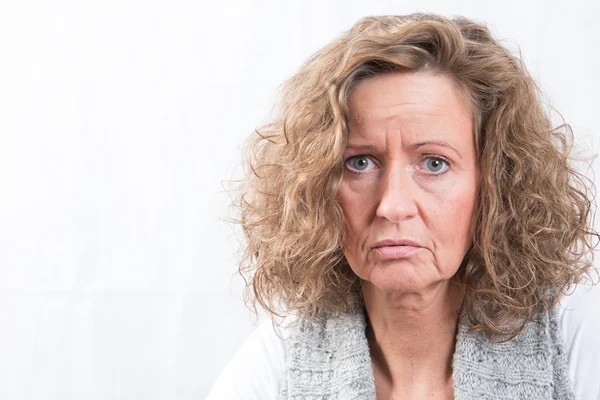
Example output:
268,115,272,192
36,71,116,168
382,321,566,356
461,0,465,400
345,140,463,159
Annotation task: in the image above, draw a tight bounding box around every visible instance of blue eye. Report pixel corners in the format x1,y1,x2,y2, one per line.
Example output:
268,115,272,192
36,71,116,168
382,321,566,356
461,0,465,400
423,157,450,174
345,155,376,173
344,155,450,175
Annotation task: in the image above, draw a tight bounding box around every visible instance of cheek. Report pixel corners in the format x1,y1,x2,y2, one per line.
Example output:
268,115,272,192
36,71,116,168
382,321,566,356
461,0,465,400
337,182,372,255
432,180,478,249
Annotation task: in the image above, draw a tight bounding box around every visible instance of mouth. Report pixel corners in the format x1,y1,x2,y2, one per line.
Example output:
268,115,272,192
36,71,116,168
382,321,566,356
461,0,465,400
372,239,422,249
373,244,421,258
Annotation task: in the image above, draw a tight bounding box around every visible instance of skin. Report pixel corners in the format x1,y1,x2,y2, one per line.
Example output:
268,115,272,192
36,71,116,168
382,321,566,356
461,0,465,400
337,71,480,399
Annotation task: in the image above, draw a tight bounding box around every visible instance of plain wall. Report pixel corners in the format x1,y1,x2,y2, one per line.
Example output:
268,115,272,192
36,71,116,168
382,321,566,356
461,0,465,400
0,0,599,399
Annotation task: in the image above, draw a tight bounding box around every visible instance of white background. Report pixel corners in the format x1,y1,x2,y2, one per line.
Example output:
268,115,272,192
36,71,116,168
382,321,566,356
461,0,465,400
1,0,599,399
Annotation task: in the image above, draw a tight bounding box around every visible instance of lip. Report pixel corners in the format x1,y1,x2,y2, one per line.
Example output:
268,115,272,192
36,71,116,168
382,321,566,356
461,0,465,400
374,245,420,258
372,239,422,249
371,239,423,259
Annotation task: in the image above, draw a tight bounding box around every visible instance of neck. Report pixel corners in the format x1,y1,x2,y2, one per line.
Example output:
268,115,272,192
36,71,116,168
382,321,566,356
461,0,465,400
362,279,464,392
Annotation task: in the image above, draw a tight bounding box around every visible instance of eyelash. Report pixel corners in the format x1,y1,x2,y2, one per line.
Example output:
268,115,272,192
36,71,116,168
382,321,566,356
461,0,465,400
343,154,451,176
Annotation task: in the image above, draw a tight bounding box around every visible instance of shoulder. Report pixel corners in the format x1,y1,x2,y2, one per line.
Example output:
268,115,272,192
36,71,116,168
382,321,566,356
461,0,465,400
555,277,600,400
206,317,292,400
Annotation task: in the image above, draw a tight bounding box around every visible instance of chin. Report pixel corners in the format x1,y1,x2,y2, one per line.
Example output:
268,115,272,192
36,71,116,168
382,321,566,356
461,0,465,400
363,276,432,295
360,264,447,295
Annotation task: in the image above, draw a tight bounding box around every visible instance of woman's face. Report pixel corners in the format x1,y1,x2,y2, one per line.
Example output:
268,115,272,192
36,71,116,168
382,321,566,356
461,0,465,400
337,71,479,294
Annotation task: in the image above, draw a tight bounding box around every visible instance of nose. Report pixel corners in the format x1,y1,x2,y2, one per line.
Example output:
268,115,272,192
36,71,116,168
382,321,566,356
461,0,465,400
375,161,419,223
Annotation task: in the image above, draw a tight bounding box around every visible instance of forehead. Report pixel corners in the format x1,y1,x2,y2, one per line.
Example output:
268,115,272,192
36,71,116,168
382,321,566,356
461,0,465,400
347,71,473,144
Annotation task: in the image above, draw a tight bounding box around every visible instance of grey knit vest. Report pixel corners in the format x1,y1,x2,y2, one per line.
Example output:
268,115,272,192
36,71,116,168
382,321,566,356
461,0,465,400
279,293,574,399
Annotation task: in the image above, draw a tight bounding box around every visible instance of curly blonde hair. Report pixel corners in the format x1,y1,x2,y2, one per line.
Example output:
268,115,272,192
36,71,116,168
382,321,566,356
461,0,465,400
232,12,599,339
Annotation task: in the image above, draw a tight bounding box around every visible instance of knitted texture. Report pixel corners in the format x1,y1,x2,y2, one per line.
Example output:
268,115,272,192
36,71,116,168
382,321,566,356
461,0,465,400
279,293,574,399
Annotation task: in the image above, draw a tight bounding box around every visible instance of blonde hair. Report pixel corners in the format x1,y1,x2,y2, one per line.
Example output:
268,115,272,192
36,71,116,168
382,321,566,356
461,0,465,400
232,13,599,339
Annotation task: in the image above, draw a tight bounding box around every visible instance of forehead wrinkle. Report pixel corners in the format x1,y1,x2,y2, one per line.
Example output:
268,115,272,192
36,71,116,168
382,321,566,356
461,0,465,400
347,124,465,160
349,113,436,146
348,99,454,152
347,126,413,155
349,105,444,135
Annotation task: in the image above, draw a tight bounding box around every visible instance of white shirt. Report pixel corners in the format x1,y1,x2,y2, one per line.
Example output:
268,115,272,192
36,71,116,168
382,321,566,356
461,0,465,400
207,282,600,400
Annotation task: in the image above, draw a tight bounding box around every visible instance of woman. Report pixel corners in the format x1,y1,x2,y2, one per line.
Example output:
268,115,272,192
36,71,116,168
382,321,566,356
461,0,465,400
209,13,600,399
